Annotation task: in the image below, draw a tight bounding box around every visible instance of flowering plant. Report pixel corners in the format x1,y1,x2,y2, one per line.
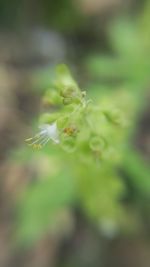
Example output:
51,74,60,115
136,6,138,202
18,64,133,243
26,64,128,165
17,12,150,245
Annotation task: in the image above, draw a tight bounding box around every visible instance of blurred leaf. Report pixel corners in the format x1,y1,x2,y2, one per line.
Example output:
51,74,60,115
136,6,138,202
109,18,144,59
16,170,75,245
123,149,150,197
140,0,150,50
75,162,125,223
86,55,125,79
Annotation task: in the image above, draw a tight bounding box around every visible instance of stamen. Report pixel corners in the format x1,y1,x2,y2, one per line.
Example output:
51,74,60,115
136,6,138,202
25,122,60,149
25,131,45,143
26,134,47,149
32,144,42,149
25,137,33,142
39,136,50,147
29,134,45,145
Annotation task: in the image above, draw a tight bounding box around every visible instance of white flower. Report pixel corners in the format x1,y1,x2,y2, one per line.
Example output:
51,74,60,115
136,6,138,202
26,122,60,149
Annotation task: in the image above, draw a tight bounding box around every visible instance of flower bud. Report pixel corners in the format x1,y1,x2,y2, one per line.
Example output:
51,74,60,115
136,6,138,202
63,126,78,137
89,136,106,151
43,89,62,106
61,136,77,153
60,86,81,105
103,109,123,126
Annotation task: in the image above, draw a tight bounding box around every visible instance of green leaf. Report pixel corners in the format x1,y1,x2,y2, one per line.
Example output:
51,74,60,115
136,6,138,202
16,171,75,245
123,149,150,197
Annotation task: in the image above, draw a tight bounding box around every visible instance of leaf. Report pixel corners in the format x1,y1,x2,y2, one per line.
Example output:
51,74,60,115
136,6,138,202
123,149,150,197
16,171,75,245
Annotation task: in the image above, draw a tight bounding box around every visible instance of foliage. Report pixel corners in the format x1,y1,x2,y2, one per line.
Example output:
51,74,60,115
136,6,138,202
85,10,150,224
16,63,130,244
14,5,150,245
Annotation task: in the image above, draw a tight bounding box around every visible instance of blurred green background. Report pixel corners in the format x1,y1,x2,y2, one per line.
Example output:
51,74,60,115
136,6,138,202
0,0,150,267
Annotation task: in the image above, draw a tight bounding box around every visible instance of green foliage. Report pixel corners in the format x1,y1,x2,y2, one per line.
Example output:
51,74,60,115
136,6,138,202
86,16,150,93
15,4,150,245
84,7,150,231
17,169,75,245
41,0,84,31
123,148,150,198
0,0,84,31
17,64,129,244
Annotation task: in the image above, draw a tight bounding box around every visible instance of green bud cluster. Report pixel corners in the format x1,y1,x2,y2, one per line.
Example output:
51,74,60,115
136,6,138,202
38,64,128,164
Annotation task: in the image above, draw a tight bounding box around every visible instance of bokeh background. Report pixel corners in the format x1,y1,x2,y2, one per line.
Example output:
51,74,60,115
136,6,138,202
0,0,150,267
